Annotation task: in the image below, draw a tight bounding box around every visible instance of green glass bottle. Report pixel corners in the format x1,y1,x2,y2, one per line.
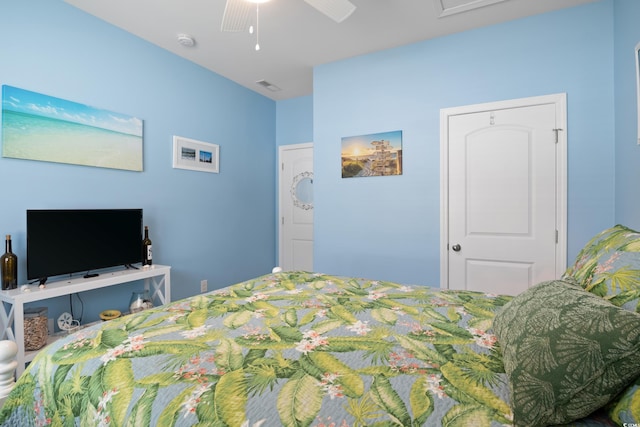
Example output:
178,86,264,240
142,226,152,266
1,234,17,290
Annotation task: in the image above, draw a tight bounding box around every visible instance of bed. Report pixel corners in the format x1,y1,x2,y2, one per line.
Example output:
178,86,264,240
1,225,640,427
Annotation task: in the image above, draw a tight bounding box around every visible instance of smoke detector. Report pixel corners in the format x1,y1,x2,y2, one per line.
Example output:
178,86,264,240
177,33,196,47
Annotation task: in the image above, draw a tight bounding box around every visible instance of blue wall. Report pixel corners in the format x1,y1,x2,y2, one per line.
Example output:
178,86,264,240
276,96,313,147
312,1,616,285
614,0,640,228
1,0,276,324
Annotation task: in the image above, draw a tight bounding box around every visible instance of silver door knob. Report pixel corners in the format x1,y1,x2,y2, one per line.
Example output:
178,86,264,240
452,244,461,252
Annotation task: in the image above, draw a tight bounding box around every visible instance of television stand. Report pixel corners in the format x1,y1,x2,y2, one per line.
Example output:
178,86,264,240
0,264,171,376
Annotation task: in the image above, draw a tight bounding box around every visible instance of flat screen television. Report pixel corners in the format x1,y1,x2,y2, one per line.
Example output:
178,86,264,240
27,209,143,283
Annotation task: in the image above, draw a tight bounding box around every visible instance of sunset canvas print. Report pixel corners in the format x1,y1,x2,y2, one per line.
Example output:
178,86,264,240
1,85,143,171
341,130,403,178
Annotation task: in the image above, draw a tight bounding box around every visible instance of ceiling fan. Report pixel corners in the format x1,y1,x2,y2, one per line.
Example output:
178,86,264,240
221,0,357,32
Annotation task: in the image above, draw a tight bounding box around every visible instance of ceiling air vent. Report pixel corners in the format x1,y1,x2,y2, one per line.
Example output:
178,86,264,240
256,80,282,92
434,0,509,17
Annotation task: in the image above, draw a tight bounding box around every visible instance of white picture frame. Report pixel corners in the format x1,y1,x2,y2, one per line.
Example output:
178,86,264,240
172,135,219,173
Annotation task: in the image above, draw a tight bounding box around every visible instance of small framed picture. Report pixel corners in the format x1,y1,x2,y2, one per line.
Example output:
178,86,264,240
341,130,403,178
172,135,219,173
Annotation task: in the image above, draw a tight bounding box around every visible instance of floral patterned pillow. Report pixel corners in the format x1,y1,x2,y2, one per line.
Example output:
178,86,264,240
562,225,623,284
607,378,640,425
563,225,640,424
563,224,640,312
493,279,640,427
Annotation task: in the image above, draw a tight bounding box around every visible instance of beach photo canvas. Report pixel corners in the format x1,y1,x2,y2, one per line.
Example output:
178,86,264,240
341,130,403,178
1,85,143,171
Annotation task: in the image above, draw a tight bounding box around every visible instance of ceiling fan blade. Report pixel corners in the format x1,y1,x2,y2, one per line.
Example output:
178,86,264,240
304,0,356,23
221,0,252,32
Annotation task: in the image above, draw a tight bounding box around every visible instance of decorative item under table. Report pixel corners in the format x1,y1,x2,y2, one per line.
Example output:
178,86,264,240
129,290,153,313
23,307,47,351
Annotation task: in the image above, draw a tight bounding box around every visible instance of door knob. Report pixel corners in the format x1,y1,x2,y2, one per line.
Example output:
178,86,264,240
452,244,461,252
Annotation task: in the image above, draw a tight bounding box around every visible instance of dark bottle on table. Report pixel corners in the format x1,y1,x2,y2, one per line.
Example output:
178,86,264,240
142,226,152,266
1,235,17,290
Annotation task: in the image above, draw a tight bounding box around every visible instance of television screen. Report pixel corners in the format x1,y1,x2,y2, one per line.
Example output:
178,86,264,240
27,209,143,281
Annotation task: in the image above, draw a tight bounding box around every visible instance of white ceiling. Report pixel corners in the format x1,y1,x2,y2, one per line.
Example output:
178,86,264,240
63,0,596,101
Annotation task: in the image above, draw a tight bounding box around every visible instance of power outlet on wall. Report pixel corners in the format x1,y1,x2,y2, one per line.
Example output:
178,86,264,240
200,280,208,293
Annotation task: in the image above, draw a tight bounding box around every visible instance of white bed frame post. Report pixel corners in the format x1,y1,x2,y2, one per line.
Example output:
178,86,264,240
0,340,18,407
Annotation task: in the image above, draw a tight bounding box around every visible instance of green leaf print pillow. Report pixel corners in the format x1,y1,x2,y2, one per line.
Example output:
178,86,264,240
493,279,640,427
563,224,640,312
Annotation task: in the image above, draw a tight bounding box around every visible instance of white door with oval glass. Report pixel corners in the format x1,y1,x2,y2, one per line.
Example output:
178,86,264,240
279,143,313,271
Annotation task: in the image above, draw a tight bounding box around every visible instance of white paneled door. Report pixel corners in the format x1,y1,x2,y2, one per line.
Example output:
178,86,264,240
279,143,314,271
441,94,567,295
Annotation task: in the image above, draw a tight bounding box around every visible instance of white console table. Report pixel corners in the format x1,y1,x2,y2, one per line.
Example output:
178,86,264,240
0,264,171,376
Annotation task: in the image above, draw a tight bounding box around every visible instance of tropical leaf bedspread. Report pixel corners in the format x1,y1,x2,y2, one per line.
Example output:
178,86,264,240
0,271,616,426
